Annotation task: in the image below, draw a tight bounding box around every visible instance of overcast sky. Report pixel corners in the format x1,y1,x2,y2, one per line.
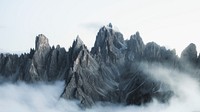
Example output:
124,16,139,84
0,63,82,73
0,0,200,55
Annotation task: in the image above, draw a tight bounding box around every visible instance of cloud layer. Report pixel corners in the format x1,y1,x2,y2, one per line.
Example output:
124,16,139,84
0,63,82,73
0,81,81,112
0,64,200,112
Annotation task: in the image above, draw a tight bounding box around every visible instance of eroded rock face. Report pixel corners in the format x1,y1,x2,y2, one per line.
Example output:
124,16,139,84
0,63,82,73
62,25,179,107
91,25,126,64
61,37,119,107
126,32,145,61
181,43,197,63
0,24,200,108
0,34,68,82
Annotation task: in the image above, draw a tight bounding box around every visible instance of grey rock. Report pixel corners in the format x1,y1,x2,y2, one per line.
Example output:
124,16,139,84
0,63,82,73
35,34,50,51
0,24,200,108
126,32,145,61
62,37,119,107
181,43,197,63
63,26,178,107
0,34,68,82
108,23,113,28
91,25,126,64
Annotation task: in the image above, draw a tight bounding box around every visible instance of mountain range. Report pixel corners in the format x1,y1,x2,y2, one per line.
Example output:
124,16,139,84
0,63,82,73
0,23,200,108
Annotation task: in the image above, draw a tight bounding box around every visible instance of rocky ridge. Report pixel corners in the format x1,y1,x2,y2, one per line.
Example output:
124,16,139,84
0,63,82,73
0,24,200,107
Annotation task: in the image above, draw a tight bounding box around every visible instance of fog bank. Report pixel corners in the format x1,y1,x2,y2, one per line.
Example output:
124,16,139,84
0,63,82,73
0,64,200,112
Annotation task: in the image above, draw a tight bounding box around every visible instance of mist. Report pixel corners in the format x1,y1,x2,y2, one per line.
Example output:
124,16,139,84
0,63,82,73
0,81,82,112
0,64,200,112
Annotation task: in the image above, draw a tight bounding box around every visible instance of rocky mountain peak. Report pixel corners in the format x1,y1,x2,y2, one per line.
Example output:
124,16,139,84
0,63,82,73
68,35,89,67
181,43,197,63
35,34,50,51
126,32,145,60
129,31,144,48
108,23,113,28
91,24,129,64
91,24,125,58
72,35,84,51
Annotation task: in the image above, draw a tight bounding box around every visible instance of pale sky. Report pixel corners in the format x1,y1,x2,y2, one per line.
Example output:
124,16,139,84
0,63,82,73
0,0,200,55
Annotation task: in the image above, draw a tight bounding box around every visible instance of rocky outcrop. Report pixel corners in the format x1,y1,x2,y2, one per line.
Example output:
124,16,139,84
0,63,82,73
126,32,145,61
0,34,68,82
61,36,119,107
62,24,179,107
0,24,200,108
181,43,197,64
91,25,126,64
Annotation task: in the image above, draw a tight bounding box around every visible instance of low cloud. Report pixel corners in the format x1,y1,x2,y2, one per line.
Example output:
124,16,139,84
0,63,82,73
81,22,103,31
0,81,82,112
0,63,200,112
141,63,200,112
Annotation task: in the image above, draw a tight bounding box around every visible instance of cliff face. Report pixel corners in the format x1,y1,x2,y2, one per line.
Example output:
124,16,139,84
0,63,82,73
0,24,200,107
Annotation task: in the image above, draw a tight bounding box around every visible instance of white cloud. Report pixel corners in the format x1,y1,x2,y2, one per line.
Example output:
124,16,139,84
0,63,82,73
1,63,200,112
0,81,81,112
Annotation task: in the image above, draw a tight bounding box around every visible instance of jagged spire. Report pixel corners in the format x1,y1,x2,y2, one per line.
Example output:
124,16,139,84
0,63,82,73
135,31,140,37
181,43,197,62
75,35,83,46
127,32,145,59
35,34,50,51
72,35,84,51
108,23,113,28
